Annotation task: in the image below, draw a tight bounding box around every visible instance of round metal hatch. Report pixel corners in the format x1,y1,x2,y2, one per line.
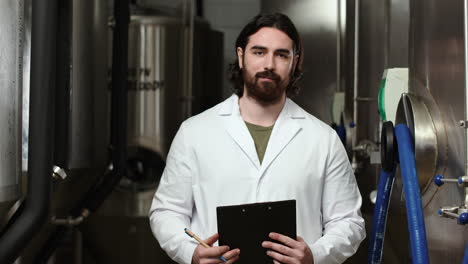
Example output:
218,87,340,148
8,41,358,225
395,93,441,207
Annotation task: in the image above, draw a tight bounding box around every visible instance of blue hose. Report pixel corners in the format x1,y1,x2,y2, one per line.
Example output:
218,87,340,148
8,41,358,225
463,241,468,264
394,124,430,264
336,123,346,145
368,169,395,264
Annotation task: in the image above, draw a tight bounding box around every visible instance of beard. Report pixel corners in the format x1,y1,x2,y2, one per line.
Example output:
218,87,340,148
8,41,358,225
242,68,289,105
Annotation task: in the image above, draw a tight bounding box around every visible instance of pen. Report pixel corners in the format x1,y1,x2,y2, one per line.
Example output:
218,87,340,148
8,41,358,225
184,228,227,263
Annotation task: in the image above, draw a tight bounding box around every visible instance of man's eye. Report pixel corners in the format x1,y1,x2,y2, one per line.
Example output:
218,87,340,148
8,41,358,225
278,54,289,59
254,51,264,56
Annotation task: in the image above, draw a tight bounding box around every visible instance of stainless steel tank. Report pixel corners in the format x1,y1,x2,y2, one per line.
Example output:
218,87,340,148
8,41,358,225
126,15,186,159
125,14,223,159
0,0,24,219
51,0,110,171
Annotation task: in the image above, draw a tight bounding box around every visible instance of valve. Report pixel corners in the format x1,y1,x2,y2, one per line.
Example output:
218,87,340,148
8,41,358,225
52,165,67,180
459,176,468,186
433,174,466,187
434,174,468,225
461,212,468,225
51,208,90,226
438,206,468,225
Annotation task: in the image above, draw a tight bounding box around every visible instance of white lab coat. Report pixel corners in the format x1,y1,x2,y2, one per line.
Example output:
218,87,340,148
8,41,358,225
149,94,365,264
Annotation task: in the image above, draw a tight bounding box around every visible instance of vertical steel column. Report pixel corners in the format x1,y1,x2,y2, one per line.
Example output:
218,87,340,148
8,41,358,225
353,0,359,137
337,0,342,93
464,0,468,207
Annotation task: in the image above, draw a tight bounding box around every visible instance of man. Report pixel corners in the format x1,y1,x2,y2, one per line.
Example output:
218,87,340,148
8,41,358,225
149,13,365,264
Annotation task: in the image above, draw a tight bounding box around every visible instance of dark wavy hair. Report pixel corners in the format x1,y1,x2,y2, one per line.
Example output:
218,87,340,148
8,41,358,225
228,13,304,98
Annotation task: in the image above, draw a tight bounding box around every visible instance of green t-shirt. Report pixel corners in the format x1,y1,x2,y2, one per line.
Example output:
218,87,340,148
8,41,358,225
245,121,274,164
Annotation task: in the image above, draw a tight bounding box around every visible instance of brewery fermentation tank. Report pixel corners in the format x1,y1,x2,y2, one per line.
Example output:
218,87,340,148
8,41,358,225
126,14,223,159
0,0,24,219
126,15,184,159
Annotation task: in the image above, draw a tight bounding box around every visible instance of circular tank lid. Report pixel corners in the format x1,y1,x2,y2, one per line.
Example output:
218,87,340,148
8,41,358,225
395,93,441,207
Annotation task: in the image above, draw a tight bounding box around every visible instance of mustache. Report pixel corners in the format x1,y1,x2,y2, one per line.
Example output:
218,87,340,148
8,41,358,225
255,70,280,81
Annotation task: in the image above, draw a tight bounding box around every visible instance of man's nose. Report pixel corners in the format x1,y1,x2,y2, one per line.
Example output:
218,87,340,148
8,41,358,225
264,54,275,71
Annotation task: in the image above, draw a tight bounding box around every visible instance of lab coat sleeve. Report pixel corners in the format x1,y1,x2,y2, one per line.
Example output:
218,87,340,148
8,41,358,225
148,122,198,264
309,133,366,264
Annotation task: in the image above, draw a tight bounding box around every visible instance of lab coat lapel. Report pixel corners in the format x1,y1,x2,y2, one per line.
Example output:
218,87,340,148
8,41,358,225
219,95,260,169
260,99,303,175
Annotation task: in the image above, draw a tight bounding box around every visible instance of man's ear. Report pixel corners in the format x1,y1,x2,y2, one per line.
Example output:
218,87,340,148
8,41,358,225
292,54,299,72
237,47,244,68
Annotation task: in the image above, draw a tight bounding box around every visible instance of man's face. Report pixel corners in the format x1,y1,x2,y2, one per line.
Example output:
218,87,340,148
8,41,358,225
237,27,298,105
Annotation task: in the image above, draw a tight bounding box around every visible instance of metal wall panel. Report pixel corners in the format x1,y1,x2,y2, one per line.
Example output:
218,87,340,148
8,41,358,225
355,0,387,144
388,0,409,68
22,0,31,173
0,0,23,216
261,0,338,124
354,0,408,145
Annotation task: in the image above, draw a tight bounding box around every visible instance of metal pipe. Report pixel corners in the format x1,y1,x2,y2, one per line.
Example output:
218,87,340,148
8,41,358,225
94,0,130,211
50,208,90,226
182,0,195,118
110,0,129,176
394,124,429,264
464,0,468,207
443,211,460,219
353,0,359,126
350,0,360,170
34,226,70,263
368,169,395,264
0,0,57,262
336,0,342,93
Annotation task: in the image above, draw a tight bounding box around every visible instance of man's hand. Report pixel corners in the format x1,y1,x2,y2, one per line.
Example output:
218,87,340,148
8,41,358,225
262,232,314,264
192,233,240,264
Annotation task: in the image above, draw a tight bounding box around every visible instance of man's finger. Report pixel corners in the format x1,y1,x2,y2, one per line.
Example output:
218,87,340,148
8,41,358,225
269,232,300,248
222,248,240,261
197,249,237,264
200,256,231,264
204,233,220,245
267,249,295,264
198,245,230,258
262,241,296,257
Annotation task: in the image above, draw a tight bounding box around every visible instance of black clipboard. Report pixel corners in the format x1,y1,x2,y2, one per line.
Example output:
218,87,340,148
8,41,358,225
216,200,296,263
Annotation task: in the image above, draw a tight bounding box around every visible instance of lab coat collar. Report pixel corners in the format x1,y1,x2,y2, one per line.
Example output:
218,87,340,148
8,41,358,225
218,94,304,172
